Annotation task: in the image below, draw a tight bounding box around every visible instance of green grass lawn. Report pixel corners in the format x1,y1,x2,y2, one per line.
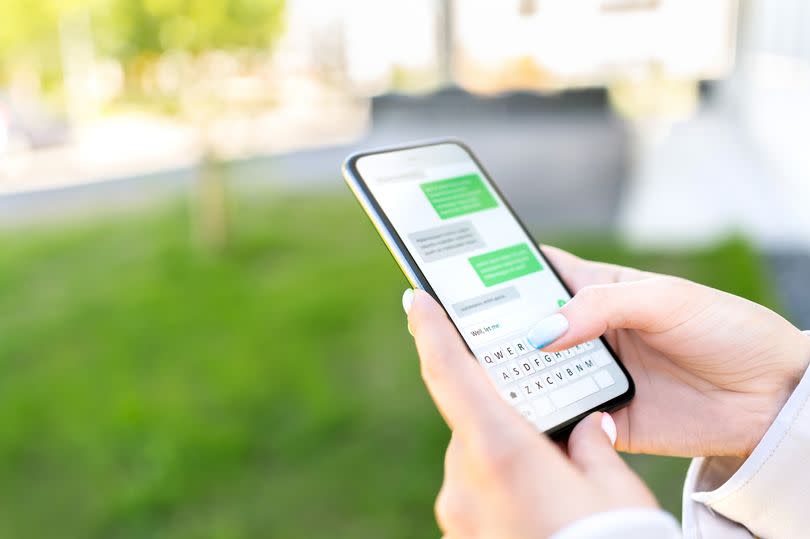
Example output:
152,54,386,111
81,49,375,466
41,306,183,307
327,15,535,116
0,191,780,538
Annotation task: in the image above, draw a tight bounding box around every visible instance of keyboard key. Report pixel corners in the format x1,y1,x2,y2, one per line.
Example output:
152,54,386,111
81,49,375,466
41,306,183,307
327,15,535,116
563,348,574,359
520,381,537,399
550,377,599,408
594,370,615,388
562,364,578,380
500,385,524,404
479,351,497,366
517,358,535,376
582,357,597,370
584,340,596,350
593,350,613,367
541,353,556,367
532,396,555,417
552,351,565,363
512,339,531,356
494,366,513,385
505,343,519,359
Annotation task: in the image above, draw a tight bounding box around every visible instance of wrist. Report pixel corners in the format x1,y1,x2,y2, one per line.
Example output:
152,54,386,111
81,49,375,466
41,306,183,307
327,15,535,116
743,330,810,456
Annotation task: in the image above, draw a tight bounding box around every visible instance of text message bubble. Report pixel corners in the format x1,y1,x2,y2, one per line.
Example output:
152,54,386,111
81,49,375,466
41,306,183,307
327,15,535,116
409,221,485,262
420,174,498,219
452,286,520,318
469,243,542,287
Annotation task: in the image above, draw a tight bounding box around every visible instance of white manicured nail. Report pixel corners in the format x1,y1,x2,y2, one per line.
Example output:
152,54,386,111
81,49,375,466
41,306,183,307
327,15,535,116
526,313,569,349
402,288,415,314
601,413,617,446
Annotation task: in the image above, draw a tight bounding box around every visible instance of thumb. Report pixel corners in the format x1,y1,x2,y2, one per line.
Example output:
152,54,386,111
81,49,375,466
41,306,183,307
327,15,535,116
403,289,516,443
568,413,656,507
530,275,698,351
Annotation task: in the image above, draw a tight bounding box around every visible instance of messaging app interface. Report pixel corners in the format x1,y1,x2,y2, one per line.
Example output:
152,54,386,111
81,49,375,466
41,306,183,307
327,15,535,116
358,143,628,431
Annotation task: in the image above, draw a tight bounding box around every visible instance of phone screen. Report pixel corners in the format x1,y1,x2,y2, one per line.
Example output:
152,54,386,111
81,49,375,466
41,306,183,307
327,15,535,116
352,142,631,432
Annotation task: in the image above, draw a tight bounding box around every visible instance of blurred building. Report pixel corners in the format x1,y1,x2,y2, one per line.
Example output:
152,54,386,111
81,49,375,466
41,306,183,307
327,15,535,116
6,0,810,255
285,0,737,103
276,0,810,326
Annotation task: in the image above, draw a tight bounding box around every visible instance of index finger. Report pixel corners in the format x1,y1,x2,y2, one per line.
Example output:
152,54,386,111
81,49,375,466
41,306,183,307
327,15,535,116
540,245,649,291
407,290,519,445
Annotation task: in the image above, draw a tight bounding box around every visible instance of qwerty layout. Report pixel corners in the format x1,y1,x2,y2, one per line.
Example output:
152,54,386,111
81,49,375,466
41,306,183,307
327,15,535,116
474,333,618,426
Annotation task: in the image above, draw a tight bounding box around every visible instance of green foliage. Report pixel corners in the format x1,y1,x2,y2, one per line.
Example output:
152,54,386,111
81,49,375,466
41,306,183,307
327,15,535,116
0,0,73,81
0,0,284,85
93,0,285,60
0,192,779,538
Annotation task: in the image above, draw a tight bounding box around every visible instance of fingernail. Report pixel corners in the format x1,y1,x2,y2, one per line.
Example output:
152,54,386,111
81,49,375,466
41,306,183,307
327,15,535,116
402,288,415,314
601,413,617,446
526,313,569,349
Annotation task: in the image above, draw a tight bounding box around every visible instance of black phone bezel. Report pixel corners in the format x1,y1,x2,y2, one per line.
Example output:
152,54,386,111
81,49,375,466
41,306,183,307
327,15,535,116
344,138,635,440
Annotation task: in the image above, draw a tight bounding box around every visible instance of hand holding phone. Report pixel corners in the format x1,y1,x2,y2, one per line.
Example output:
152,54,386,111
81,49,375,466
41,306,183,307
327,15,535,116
526,246,810,458
405,288,662,539
344,139,810,538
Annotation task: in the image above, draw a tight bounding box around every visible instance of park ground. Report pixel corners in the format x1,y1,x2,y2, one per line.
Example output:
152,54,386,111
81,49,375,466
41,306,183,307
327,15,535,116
0,189,780,538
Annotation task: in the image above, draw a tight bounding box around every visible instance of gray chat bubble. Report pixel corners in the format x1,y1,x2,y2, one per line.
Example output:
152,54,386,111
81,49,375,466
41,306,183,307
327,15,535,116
409,221,485,263
452,287,520,318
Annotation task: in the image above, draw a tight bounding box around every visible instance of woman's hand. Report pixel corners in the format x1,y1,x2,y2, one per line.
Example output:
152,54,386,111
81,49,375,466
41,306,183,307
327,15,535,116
406,290,658,539
533,246,810,457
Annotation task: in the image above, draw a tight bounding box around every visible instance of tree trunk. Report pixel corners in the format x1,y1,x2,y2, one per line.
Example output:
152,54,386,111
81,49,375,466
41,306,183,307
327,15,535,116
193,148,230,252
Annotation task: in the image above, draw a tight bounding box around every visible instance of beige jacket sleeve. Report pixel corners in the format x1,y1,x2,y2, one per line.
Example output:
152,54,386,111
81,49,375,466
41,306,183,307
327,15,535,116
554,333,810,539
683,331,810,539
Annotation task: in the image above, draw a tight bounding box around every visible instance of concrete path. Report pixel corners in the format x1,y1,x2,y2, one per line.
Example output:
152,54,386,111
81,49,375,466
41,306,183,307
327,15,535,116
0,90,629,234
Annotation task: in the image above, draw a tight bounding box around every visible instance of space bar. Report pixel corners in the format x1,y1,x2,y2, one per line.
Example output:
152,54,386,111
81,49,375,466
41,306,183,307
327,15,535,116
550,377,599,408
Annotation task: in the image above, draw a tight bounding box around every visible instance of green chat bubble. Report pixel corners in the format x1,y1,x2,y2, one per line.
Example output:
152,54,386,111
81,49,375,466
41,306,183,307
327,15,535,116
420,174,498,219
469,243,543,287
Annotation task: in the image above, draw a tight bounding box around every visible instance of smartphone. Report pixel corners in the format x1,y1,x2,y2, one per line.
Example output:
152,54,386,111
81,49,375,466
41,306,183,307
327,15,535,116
342,139,633,437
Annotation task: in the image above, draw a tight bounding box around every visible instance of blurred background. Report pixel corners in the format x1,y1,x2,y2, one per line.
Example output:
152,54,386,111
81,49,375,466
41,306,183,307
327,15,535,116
1,0,809,537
